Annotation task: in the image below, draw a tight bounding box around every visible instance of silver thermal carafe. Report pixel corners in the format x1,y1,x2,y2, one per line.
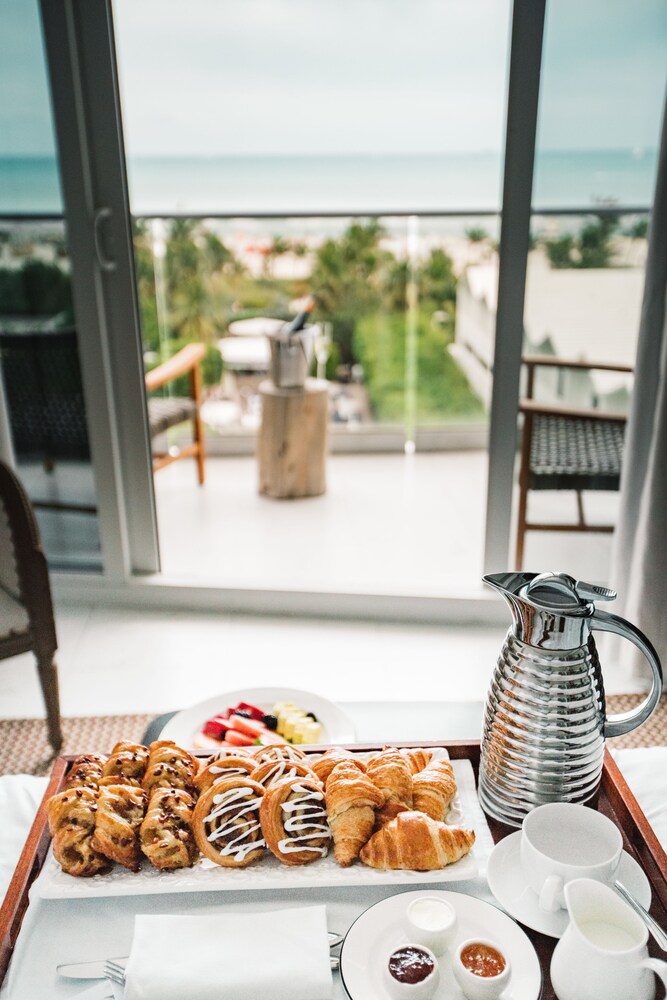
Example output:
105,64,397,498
479,572,663,827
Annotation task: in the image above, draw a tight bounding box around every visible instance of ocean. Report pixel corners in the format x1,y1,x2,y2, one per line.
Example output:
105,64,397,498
0,149,657,218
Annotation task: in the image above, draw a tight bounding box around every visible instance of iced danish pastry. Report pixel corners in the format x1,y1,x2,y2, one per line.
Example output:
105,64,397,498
260,775,331,866
140,787,198,870
47,786,111,877
90,783,147,871
193,776,265,868
325,761,384,866
64,753,107,791
360,811,475,871
252,744,308,765
143,740,199,795
366,747,413,826
252,757,316,790
194,754,257,795
311,748,366,788
412,759,457,822
101,741,149,783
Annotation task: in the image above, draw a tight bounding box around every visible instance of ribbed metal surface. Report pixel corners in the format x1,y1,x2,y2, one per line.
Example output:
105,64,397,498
478,631,606,827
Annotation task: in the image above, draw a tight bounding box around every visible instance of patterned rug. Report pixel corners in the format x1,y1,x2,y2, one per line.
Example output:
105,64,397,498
0,695,665,776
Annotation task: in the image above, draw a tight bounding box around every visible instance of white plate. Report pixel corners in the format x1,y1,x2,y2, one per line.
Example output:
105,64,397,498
36,752,490,899
340,889,542,1000
486,830,652,939
159,686,356,749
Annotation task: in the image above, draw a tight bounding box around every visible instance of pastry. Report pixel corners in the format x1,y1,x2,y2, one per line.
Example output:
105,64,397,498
91,783,147,871
252,744,307,765
360,811,475,871
260,775,331,866
143,741,199,795
366,747,413,826
252,757,316,790
64,753,107,791
400,748,433,774
194,754,257,794
101,741,149,783
325,761,384,866
140,787,198,870
311,748,366,788
47,787,111,877
412,759,457,822
193,776,265,868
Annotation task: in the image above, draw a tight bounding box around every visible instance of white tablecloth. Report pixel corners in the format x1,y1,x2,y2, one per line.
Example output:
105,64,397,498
1,707,666,999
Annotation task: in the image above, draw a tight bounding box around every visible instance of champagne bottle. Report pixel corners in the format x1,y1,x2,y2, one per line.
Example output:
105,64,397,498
281,297,313,334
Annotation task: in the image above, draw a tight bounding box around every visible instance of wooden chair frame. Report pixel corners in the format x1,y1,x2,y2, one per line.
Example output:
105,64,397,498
145,343,206,485
515,354,632,569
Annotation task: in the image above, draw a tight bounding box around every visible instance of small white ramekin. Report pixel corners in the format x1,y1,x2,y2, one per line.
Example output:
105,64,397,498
405,895,458,956
452,938,511,1000
383,943,440,999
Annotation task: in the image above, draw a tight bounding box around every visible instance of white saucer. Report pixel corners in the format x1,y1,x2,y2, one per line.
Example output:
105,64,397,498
487,831,652,939
340,889,542,1000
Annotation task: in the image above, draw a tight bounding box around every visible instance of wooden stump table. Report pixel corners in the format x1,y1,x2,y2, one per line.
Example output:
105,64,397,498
257,378,328,498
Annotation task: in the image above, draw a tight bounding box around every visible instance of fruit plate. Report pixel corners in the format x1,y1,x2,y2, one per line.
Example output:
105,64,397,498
159,686,357,750
34,751,493,899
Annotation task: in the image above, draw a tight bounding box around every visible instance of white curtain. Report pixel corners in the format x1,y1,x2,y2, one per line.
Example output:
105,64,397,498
611,90,667,677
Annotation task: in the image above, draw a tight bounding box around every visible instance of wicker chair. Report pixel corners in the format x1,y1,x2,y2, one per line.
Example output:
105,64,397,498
0,331,207,490
515,355,632,569
0,460,61,751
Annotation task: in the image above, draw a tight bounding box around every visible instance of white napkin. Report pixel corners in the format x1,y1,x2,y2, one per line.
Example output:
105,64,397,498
123,905,334,1000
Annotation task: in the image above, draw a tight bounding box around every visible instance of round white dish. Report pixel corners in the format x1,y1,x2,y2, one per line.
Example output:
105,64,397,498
160,686,356,749
486,830,652,939
340,889,542,1000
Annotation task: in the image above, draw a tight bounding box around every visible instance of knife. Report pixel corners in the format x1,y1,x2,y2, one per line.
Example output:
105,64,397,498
57,957,127,980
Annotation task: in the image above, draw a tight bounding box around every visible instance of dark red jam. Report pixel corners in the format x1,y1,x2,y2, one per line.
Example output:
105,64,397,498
388,946,435,985
460,942,506,978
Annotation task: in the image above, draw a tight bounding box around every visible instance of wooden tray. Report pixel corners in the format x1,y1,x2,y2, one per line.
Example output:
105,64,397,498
2,741,667,998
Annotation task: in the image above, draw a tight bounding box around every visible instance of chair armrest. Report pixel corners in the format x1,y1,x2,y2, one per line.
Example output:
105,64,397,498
144,343,206,392
519,399,628,423
521,354,634,375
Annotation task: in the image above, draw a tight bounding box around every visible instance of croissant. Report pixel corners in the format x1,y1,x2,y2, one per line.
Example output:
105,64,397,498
366,748,413,826
325,761,384,866
312,748,366,788
194,754,257,794
64,753,107,791
90,783,147,871
253,758,316,790
360,811,475,871
252,744,307,765
260,775,331,866
47,787,111,877
400,748,433,775
140,787,198,870
193,776,265,868
101,741,149,783
143,741,199,795
412,759,457,822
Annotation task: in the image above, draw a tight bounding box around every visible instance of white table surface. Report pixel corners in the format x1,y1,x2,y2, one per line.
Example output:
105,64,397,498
1,704,665,999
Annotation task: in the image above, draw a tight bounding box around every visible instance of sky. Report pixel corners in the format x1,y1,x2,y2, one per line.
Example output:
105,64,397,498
0,0,665,158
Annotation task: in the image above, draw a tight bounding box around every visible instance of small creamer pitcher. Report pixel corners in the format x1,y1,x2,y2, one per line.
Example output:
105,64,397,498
479,572,662,827
551,879,667,1000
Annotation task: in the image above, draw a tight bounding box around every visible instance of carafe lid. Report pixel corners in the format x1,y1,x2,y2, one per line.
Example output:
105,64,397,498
519,573,616,614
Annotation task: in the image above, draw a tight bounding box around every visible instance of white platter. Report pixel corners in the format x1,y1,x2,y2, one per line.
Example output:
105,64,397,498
159,686,356,749
35,752,492,899
340,889,542,1000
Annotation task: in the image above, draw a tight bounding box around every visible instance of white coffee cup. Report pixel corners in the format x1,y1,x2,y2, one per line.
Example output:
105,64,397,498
520,802,623,913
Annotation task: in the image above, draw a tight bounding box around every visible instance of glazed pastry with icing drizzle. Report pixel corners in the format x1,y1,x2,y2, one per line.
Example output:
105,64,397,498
260,775,331,866
193,777,265,868
252,744,308,765
252,758,316,790
194,754,257,794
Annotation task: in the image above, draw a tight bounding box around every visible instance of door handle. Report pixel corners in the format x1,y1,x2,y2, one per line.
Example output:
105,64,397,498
93,207,117,272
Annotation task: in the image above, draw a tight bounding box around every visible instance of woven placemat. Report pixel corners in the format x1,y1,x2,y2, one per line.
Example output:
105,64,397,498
1,695,665,776
0,714,154,776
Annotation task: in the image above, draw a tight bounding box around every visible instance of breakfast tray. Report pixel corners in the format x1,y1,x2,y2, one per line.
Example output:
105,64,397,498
2,741,667,999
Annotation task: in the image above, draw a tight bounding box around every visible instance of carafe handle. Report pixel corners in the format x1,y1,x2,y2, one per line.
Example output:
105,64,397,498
591,609,663,738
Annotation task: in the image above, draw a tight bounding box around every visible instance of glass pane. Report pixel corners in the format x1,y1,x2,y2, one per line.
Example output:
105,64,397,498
0,0,102,571
513,0,666,580
113,0,511,595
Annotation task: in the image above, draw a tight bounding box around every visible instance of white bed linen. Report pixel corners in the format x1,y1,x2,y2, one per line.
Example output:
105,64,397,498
0,775,48,901
611,746,667,848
